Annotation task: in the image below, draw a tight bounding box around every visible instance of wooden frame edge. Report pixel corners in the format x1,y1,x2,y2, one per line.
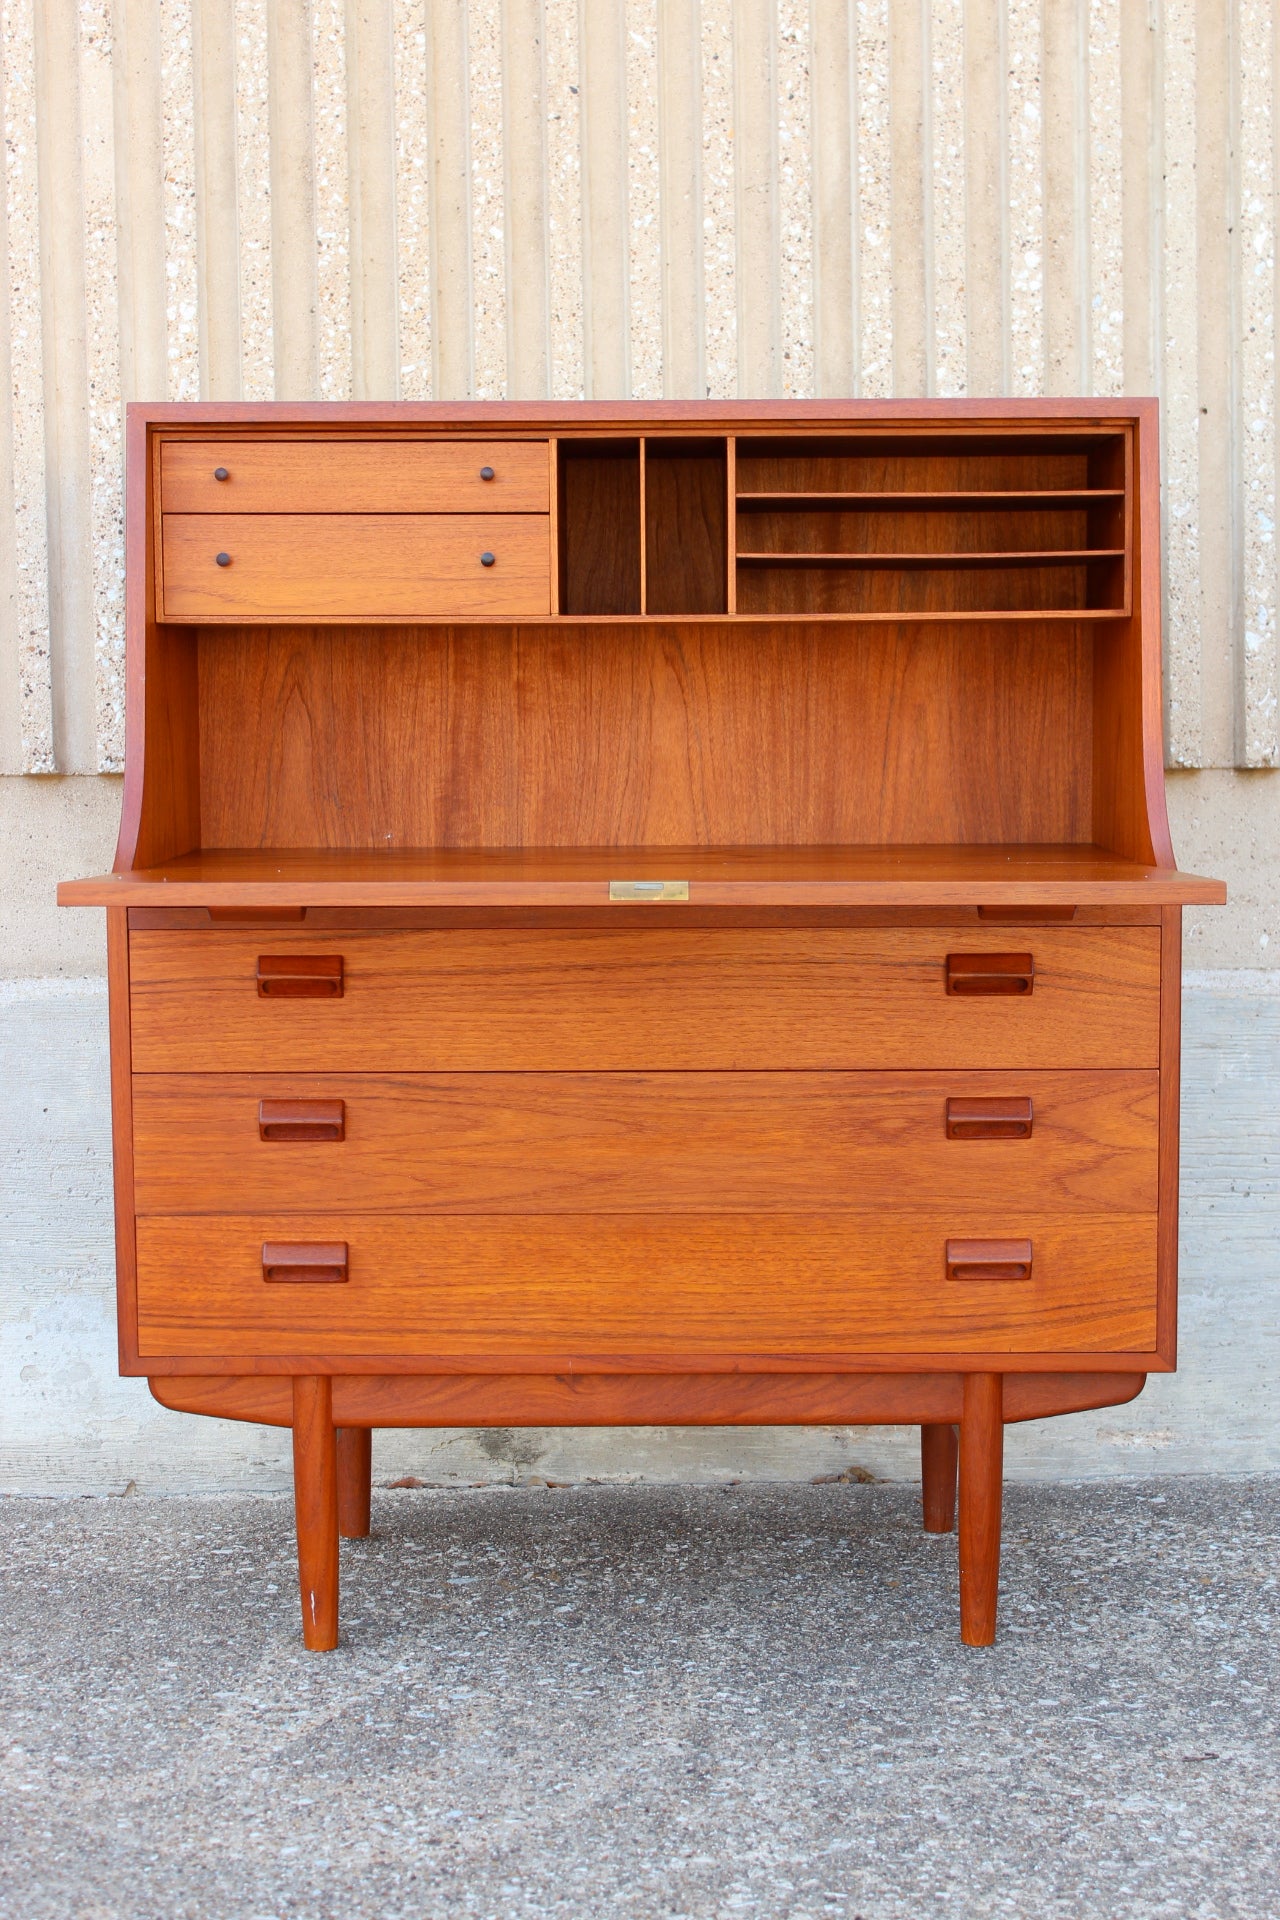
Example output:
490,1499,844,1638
131,1349,1171,1378
107,908,141,1372
148,1368,1148,1429
1157,903,1182,1368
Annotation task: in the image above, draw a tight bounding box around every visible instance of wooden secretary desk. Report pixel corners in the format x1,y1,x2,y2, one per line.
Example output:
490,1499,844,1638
61,399,1224,1650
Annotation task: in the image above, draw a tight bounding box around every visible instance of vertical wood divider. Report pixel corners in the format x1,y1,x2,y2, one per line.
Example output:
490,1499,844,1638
638,437,648,614
1123,424,1134,617
293,1375,339,1649
547,435,560,614
726,434,737,612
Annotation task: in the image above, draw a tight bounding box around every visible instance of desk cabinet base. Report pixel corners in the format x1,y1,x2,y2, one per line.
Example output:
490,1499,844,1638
61,398,1225,1655
151,1367,1146,1649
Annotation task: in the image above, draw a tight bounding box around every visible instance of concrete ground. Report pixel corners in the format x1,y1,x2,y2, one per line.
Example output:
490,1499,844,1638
0,1477,1276,1920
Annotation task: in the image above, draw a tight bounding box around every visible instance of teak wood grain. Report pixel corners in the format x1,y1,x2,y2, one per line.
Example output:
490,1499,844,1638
921,1422,959,1532
62,845,1223,909
133,1211,1157,1361
336,1427,372,1537
644,439,728,613
159,437,550,514
57,399,1224,1650
126,926,1162,1072
160,514,552,622
959,1373,1004,1644
187,620,1096,850
130,1069,1159,1216
148,1370,1148,1428
292,1375,339,1650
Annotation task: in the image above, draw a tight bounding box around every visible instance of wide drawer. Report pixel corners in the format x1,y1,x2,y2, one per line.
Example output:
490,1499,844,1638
159,438,550,513
128,928,1162,1072
131,1070,1159,1215
134,1212,1158,1360
159,513,551,621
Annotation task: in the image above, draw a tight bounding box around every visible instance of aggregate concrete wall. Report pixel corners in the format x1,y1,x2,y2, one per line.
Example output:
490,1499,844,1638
2,4,1278,780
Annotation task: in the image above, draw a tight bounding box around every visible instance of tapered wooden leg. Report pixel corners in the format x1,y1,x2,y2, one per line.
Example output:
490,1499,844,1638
958,1373,1004,1647
337,1426,373,1538
292,1376,339,1651
921,1422,958,1532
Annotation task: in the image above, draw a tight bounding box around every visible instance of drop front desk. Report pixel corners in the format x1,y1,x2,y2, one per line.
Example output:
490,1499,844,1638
61,400,1225,1649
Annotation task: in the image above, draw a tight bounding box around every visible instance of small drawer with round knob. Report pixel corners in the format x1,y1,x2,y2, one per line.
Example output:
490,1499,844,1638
158,438,549,513
159,512,551,620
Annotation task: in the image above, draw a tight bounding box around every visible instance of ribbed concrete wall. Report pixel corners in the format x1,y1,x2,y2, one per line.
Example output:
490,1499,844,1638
1,1,1278,778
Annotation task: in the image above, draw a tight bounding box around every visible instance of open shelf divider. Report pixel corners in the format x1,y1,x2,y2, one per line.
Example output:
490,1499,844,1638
638,437,648,616
735,549,1126,570
726,436,737,614
735,488,1127,512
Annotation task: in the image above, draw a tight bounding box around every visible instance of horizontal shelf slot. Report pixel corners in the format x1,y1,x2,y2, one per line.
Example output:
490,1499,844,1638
736,490,1125,512
736,549,1126,569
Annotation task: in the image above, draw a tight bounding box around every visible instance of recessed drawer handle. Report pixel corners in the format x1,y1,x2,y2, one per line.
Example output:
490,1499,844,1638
945,1096,1034,1139
259,1099,345,1142
946,1238,1033,1282
262,1241,349,1284
209,906,306,924
945,952,1034,996
256,955,344,998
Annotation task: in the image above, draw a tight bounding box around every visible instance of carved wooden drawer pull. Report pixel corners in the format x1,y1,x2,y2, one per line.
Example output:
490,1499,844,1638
945,952,1034,996
945,1096,1034,1139
258,1099,346,1142
261,1241,349,1283
256,955,344,997
945,1238,1033,1282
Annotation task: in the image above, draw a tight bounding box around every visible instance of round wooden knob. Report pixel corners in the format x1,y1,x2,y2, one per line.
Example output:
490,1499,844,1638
480,551,495,567
215,552,232,567
480,466,495,480
213,466,229,480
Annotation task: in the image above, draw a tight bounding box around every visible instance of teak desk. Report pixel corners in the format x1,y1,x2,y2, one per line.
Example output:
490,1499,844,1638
62,400,1225,1649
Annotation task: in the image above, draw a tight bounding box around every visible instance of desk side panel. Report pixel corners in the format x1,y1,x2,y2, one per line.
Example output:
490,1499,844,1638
1157,905,1182,1367
108,909,141,1371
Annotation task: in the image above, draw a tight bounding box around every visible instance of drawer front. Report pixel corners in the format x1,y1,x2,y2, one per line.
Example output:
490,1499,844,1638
160,513,551,621
159,438,550,513
129,928,1162,1072
131,1070,1159,1215
134,1213,1158,1360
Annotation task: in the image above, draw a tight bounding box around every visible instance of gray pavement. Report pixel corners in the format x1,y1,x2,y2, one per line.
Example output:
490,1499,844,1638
1,1475,1276,1919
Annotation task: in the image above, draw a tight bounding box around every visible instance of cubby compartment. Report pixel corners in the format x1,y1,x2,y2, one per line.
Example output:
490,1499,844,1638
558,439,641,614
644,438,728,614
734,433,1130,618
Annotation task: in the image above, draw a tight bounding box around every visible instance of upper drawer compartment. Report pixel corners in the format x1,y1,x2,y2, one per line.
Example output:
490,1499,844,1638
159,513,551,621
159,439,550,514
128,928,1162,1072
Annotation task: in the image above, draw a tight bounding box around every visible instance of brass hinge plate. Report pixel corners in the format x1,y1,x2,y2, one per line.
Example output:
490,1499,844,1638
608,879,690,903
